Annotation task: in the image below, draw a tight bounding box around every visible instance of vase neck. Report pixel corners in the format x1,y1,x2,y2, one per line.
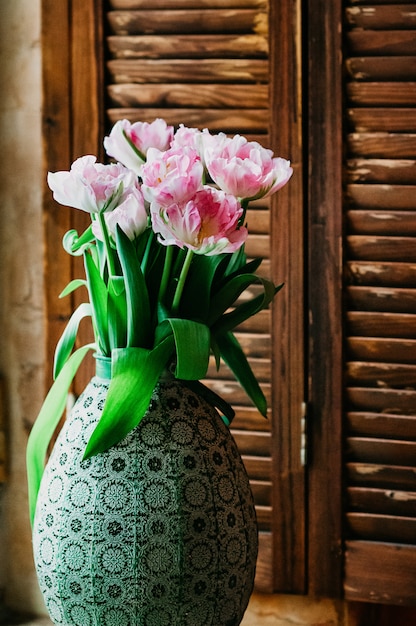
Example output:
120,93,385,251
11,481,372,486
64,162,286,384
94,353,112,380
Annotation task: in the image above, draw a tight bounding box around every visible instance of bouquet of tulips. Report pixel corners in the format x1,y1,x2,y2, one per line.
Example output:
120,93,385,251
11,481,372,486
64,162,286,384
27,118,292,519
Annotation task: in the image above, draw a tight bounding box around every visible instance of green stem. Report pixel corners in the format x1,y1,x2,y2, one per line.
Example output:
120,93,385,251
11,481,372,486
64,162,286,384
159,245,173,304
97,211,117,278
239,198,250,227
172,248,194,315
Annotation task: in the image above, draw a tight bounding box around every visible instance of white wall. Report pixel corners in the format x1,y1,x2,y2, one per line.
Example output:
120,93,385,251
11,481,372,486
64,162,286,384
0,0,47,615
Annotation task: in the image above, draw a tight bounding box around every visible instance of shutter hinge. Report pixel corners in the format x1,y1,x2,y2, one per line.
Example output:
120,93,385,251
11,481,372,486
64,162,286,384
300,401,307,467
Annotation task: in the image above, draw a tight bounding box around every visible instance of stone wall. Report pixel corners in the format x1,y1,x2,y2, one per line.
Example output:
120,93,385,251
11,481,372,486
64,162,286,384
0,0,46,615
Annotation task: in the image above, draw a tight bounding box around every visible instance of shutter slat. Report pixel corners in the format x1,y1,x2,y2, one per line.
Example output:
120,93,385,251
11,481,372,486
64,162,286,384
108,59,268,84
348,132,416,158
347,337,416,362
347,411,416,439
107,10,267,35
346,209,416,232
347,160,416,184
347,512,416,544
348,108,416,131
347,437,416,465
346,286,416,312
231,406,270,432
347,236,416,261
109,0,268,7
107,108,269,133
347,31,416,55
347,311,416,337
347,261,416,286
232,430,271,456
346,57,416,81
347,82,416,105
345,5,416,29
347,387,416,412
108,83,268,108
347,184,416,209
348,486,416,517
107,34,268,58
347,463,416,490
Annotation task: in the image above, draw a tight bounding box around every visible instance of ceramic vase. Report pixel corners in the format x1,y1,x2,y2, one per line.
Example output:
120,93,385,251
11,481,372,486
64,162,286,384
32,372,258,626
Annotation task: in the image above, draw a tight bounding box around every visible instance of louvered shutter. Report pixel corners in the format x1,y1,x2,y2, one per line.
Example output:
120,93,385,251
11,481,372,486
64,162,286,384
42,0,306,595
343,0,416,605
105,0,281,592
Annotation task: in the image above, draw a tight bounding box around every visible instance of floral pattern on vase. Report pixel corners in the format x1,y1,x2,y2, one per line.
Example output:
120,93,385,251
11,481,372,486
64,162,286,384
33,376,258,626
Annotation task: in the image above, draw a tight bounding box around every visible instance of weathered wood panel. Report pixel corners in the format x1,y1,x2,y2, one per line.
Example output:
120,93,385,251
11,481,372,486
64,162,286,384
346,311,416,337
108,59,268,84
347,337,416,361
347,437,416,465
347,31,416,55
110,0,268,7
346,236,416,261
107,34,268,58
346,57,416,81
107,10,268,35
107,83,268,108
346,286,416,312
347,108,416,132
346,159,416,183
344,541,416,605
347,411,416,438
347,512,416,544
345,5,416,29
348,132,416,158
348,486,416,517
346,209,416,233
347,463,416,490
347,261,416,286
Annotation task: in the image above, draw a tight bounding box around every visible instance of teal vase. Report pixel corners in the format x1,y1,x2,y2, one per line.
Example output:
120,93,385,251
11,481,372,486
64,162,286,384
32,371,258,626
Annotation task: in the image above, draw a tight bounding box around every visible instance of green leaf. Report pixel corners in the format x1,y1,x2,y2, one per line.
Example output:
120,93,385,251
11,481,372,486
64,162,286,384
213,281,283,335
83,337,175,459
180,254,226,322
53,302,92,379
160,318,211,380
216,331,268,417
208,273,277,327
107,276,127,350
116,226,151,348
26,343,95,525
84,251,110,355
59,279,87,299
62,225,94,256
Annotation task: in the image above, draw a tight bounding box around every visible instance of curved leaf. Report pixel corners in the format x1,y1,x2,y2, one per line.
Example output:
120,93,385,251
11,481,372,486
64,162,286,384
116,226,151,348
208,274,278,327
59,279,87,299
160,318,211,380
53,302,92,379
27,343,95,525
84,251,110,355
216,331,268,417
107,276,127,350
83,336,175,459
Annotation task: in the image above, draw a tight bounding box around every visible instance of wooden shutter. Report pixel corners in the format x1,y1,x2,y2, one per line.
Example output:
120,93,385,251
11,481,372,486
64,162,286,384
343,0,416,605
104,0,305,593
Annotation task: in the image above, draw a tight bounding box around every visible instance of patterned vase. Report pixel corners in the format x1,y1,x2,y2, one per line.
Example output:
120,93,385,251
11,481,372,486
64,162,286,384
32,372,258,626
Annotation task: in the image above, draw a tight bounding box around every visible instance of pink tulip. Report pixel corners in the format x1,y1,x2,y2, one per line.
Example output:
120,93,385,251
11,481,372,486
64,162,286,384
92,186,148,242
204,133,293,200
150,186,247,256
141,146,204,207
104,118,174,176
47,156,138,214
